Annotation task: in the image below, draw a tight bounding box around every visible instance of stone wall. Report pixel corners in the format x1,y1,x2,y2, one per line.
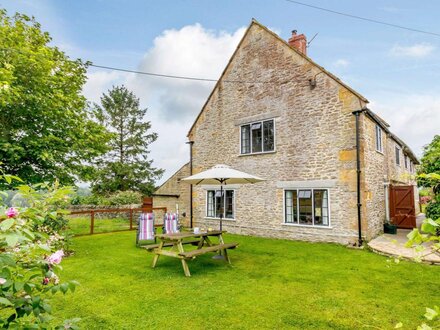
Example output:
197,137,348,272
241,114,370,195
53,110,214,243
187,22,370,244
153,163,191,227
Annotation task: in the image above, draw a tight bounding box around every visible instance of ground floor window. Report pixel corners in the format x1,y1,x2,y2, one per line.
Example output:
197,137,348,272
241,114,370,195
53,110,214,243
206,189,235,219
285,189,329,226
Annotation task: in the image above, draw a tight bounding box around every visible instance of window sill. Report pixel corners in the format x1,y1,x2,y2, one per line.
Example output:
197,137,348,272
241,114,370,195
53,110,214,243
204,217,236,221
375,150,384,155
282,223,332,229
239,150,276,157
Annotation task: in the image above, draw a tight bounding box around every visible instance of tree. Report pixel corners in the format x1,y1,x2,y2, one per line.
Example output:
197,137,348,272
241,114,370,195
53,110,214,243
0,10,110,186
92,86,163,195
418,135,440,194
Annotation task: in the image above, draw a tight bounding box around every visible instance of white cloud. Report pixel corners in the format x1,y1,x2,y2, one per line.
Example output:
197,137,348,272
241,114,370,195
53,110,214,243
333,59,350,68
82,24,246,184
369,93,440,157
390,43,435,58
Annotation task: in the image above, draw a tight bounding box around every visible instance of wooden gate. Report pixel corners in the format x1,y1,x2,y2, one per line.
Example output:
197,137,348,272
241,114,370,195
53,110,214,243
389,185,416,229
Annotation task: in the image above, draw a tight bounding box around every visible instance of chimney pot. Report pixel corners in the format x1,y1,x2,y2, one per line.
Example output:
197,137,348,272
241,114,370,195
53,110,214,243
288,29,307,55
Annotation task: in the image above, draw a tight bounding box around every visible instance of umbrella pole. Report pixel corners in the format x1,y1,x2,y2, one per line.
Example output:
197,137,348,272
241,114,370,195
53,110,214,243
220,184,223,231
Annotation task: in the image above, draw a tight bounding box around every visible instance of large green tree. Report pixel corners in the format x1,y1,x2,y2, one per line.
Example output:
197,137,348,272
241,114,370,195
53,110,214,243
0,10,110,186
92,85,163,195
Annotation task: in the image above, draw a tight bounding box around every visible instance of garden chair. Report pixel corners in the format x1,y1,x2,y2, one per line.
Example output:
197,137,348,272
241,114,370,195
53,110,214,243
136,212,156,246
163,213,180,234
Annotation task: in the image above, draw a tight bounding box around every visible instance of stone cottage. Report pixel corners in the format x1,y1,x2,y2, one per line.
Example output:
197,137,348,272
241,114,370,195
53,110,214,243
154,19,419,244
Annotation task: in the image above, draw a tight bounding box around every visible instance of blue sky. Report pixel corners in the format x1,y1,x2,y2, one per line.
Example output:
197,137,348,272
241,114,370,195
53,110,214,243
2,0,440,183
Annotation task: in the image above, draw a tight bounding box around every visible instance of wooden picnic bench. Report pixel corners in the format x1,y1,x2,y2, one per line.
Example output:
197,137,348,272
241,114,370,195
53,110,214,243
147,230,238,277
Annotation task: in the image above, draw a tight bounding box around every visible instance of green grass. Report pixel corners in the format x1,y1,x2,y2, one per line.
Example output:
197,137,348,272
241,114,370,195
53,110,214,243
67,216,133,235
51,231,439,329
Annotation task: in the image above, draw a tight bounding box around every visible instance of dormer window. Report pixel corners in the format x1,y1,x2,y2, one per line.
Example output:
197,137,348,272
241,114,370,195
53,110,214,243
240,119,274,154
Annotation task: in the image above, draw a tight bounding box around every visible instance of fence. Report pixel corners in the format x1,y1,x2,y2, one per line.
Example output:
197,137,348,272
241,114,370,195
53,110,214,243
67,207,167,236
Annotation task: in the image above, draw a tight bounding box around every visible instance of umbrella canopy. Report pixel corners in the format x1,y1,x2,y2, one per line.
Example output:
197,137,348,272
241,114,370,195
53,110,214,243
181,164,265,185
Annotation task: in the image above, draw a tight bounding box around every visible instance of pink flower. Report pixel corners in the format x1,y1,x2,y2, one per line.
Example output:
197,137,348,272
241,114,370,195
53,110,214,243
6,207,18,218
47,250,64,265
0,278,6,285
42,277,49,285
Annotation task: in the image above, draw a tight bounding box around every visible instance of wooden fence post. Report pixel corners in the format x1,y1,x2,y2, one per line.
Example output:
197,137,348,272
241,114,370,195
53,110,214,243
129,209,133,230
90,211,95,235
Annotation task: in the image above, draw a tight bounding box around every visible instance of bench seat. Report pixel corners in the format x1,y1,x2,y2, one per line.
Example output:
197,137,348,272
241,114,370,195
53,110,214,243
141,238,201,250
178,243,238,259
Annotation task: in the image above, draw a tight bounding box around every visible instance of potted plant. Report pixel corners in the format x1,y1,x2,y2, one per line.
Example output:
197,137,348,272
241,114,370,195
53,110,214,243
384,219,397,234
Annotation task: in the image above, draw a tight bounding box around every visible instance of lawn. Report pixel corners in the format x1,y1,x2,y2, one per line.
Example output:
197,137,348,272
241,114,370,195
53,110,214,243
66,216,133,235
50,231,438,329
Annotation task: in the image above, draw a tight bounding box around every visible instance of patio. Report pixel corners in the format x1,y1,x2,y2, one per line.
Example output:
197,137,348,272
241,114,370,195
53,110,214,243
368,214,440,264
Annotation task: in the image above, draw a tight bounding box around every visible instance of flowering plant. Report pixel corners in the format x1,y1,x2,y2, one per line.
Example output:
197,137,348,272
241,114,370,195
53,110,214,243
0,172,79,328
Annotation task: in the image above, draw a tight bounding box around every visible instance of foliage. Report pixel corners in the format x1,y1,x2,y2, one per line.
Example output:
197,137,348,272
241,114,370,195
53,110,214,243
404,172,440,330
418,135,440,193
419,188,432,197
0,173,78,328
426,201,440,222
70,190,142,206
0,9,111,187
91,86,163,196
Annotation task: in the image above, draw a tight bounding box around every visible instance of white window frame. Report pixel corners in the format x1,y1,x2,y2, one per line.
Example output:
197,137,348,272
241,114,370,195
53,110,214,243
282,188,331,228
375,125,383,153
395,146,401,166
205,189,236,220
239,119,276,155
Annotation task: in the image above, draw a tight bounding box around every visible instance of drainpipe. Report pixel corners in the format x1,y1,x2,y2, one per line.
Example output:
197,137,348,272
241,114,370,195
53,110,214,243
186,141,194,228
352,109,366,246
384,181,390,223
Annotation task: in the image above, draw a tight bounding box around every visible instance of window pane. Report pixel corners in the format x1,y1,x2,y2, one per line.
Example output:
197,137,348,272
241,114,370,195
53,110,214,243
375,125,382,152
241,125,250,154
395,147,400,165
263,120,274,151
251,123,262,153
215,190,223,218
225,190,234,219
285,190,297,223
207,191,215,217
314,190,329,226
298,190,312,225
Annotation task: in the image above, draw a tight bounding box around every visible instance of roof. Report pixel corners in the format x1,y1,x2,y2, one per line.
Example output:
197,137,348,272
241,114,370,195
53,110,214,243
187,18,369,137
154,162,189,194
364,109,419,164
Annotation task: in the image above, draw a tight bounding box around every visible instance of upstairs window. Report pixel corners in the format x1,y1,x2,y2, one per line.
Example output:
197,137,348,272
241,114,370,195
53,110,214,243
395,146,401,166
375,125,383,152
404,155,408,169
240,119,274,154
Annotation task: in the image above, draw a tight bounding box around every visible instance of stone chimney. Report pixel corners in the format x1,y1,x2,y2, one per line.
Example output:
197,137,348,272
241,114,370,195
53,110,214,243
288,30,307,55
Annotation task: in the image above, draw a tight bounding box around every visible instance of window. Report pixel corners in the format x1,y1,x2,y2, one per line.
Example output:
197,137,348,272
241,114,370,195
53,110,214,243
404,155,408,169
284,189,329,226
206,189,235,219
240,119,274,154
395,146,400,166
375,125,383,152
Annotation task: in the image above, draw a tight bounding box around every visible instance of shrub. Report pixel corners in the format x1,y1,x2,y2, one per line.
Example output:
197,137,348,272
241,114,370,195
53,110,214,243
420,196,432,205
426,201,440,221
107,190,142,206
0,174,78,328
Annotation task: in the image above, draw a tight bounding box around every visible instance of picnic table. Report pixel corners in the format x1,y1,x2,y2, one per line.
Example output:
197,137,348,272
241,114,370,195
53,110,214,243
143,230,238,277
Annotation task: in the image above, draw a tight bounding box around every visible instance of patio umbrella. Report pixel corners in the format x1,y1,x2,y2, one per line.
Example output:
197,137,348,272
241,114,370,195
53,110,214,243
181,164,265,231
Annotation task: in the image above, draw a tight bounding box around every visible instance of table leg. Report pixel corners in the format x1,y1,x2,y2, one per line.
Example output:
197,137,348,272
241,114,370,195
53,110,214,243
177,241,191,277
152,241,164,268
223,248,231,264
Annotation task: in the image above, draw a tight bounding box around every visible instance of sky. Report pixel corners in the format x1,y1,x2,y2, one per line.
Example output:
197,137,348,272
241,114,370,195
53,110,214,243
2,0,440,184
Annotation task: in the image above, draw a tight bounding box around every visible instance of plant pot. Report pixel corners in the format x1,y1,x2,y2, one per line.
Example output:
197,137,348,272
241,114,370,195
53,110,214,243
384,223,397,234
